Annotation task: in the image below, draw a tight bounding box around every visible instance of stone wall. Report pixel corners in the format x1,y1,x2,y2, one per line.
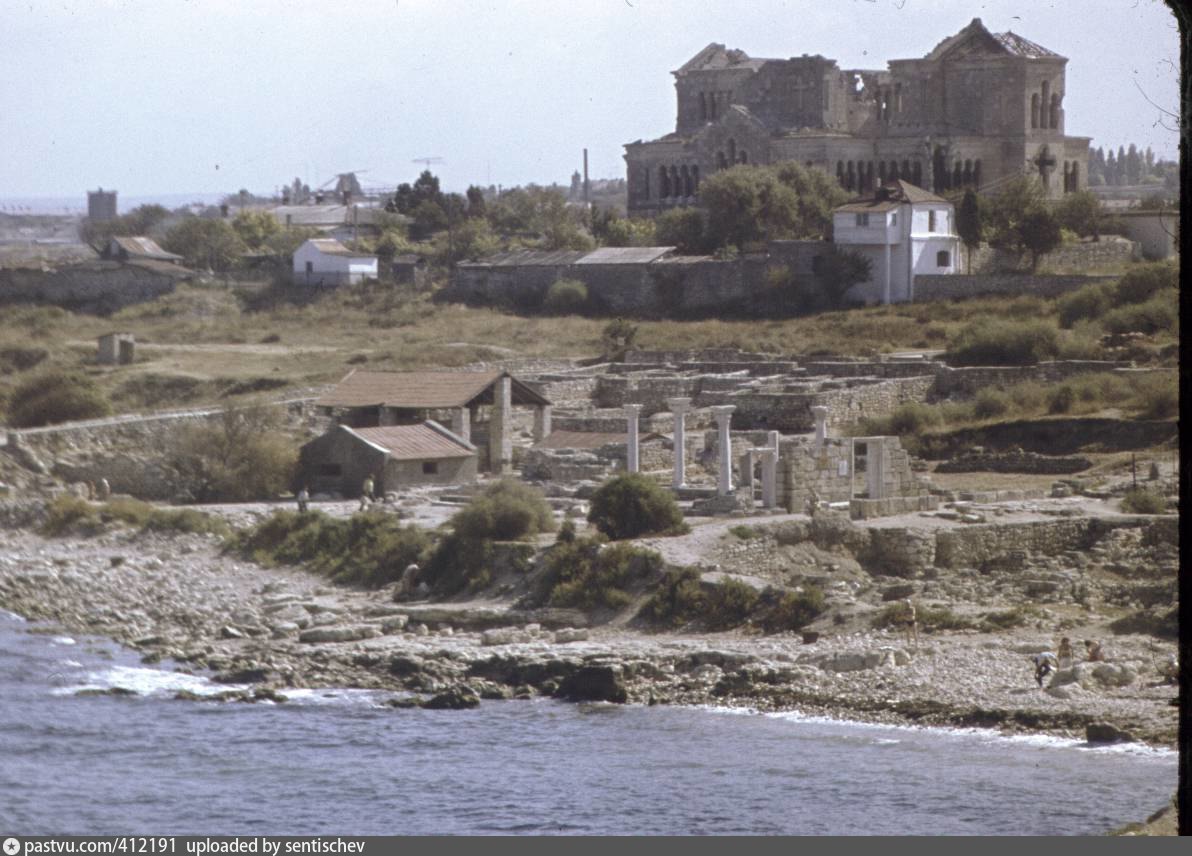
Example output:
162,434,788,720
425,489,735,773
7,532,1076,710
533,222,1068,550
776,435,925,514
0,262,187,314
915,273,1116,302
932,517,1129,570
929,360,1131,399
963,237,1139,274
936,450,1092,474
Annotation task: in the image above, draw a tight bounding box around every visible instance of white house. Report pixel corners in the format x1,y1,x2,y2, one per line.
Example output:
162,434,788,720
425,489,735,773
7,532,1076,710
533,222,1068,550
832,180,960,304
292,238,378,286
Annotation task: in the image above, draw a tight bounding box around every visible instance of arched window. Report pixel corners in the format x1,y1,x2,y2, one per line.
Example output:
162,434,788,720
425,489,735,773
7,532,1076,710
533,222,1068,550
1031,94,1039,129
699,92,707,121
691,165,700,193
739,150,748,164
936,250,951,268
717,151,728,170
728,138,737,163
669,166,680,198
1068,162,1078,192
1049,94,1061,131
952,161,963,188
642,166,650,200
846,161,856,191
973,160,982,190
912,161,923,187
878,161,887,184
837,161,845,186
1040,81,1050,128
901,160,911,180
681,165,692,197
889,161,899,181
963,159,973,187
659,166,670,199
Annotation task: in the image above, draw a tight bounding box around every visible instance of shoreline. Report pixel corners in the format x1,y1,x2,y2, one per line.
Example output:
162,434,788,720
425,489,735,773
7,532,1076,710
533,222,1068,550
0,526,1178,750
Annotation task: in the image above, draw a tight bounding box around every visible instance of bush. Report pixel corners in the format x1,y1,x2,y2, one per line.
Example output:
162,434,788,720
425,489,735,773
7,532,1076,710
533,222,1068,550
1130,372,1178,419
945,319,1060,366
0,347,49,374
1047,384,1076,414
231,509,429,588
1114,261,1178,305
169,408,297,502
535,536,663,612
588,473,687,540
450,480,554,541
871,601,975,632
1057,283,1113,328
6,371,111,428
42,496,228,538
702,579,760,630
728,525,762,540
542,279,589,315
1100,291,1178,336
860,401,942,438
640,568,705,628
972,388,1010,419
1120,488,1167,514
980,606,1040,631
757,585,826,633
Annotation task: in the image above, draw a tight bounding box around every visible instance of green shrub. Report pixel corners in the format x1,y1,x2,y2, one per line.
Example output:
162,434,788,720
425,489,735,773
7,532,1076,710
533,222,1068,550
945,319,1060,366
422,532,496,596
860,401,942,438
231,509,429,587
543,279,589,315
1057,283,1113,328
972,388,1009,419
1048,384,1076,414
1120,488,1167,515
980,605,1040,631
640,567,705,628
450,479,554,541
702,579,760,630
169,408,297,502
42,495,228,538
7,371,111,428
0,347,49,374
758,585,825,633
728,525,762,540
1100,291,1178,336
1130,372,1178,419
871,601,975,632
1113,261,1178,305
556,518,577,544
532,535,663,612
588,473,687,540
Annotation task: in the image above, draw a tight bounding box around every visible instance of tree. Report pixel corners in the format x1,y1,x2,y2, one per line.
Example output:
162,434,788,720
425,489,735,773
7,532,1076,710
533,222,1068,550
162,217,246,271
1125,144,1142,185
231,210,280,249
601,318,638,361
436,217,499,265
956,189,982,271
169,407,297,502
1018,206,1063,270
465,185,487,218
654,207,708,254
587,473,685,540
814,245,872,309
699,164,800,251
771,161,849,238
1055,190,1103,240
985,176,1047,250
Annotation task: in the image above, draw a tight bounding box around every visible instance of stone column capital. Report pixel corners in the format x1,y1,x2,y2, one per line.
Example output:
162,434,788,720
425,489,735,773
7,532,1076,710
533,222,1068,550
624,403,644,416
710,404,736,423
666,397,692,413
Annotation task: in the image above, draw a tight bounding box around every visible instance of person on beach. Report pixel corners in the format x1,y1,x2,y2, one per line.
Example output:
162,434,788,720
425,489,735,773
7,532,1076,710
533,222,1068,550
97,478,111,500
297,486,309,513
359,475,375,510
902,599,918,647
1085,639,1105,662
1056,636,1074,668
1031,652,1058,687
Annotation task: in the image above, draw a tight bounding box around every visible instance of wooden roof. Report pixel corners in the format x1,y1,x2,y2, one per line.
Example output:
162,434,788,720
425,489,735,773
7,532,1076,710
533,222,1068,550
345,422,474,461
316,369,551,410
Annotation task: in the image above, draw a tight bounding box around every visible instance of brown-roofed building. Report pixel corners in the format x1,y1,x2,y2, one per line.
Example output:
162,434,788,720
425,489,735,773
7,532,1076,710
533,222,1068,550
315,369,553,475
296,421,477,496
103,236,184,264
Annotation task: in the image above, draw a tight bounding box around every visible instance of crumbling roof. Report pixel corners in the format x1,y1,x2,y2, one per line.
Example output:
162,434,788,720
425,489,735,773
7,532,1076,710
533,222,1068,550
923,18,1062,61
835,180,948,213
993,31,1060,58
110,236,183,261
303,238,374,258
674,43,773,74
534,430,665,451
316,369,551,409
346,422,475,460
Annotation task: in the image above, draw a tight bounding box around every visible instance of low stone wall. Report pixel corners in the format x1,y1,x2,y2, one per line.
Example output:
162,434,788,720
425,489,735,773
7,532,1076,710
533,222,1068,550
929,361,1131,399
932,518,1114,570
0,262,187,314
936,451,1092,474
965,238,1139,274
915,273,1117,303
850,494,938,520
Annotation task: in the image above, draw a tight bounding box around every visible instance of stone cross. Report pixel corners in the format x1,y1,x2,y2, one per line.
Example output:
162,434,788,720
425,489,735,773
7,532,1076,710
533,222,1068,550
624,404,643,473
667,397,691,489
710,405,736,495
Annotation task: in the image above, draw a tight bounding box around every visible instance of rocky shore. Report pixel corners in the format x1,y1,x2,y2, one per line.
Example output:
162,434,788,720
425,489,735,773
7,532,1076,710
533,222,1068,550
0,522,1178,748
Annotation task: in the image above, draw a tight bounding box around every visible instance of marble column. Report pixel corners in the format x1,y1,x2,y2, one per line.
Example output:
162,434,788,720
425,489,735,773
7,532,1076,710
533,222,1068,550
760,449,778,508
711,405,735,495
624,404,643,473
740,451,755,495
532,405,552,443
812,406,829,445
489,375,512,474
451,407,471,442
667,397,691,489
866,439,886,500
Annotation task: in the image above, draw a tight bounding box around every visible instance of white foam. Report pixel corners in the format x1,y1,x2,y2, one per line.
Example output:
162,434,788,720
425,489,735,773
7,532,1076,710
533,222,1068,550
53,665,250,698
51,636,76,646
282,687,394,707
0,609,27,622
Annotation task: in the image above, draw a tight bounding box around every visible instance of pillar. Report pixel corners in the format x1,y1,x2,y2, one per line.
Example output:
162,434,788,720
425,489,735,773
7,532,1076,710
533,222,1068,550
668,397,691,489
489,375,512,474
812,406,829,445
533,405,551,443
451,407,470,442
866,439,886,500
760,449,778,509
624,404,643,474
711,405,735,495
740,451,755,489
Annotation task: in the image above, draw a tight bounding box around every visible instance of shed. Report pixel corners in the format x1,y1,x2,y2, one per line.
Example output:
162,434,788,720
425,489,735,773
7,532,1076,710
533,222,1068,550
104,236,183,264
297,421,477,497
292,238,378,286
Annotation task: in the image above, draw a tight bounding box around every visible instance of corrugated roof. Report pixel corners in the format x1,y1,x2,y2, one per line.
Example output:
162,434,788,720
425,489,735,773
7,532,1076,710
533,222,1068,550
534,430,665,451
305,238,374,258
110,236,182,261
573,246,676,265
458,249,589,268
316,369,551,409
348,422,474,460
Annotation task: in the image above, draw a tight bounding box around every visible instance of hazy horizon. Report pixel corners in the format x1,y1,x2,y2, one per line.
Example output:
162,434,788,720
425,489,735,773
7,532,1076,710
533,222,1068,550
2,0,1181,203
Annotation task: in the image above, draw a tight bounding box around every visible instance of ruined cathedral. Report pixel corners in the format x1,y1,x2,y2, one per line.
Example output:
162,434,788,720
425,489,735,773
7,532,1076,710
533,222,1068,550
624,19,1089,217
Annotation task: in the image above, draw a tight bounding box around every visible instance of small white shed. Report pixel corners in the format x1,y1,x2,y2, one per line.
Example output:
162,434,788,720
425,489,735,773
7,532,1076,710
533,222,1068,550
292,238,378,286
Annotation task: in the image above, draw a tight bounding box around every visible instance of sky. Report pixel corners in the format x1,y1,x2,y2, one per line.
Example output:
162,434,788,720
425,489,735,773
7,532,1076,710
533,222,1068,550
0,0,1181,204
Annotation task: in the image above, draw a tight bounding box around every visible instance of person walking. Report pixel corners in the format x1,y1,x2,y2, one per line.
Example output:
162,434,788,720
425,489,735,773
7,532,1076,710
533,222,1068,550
359,475,375,511
902,599,919,648
1031,652,1059,687
297,486,309,513
1056,636,1074,668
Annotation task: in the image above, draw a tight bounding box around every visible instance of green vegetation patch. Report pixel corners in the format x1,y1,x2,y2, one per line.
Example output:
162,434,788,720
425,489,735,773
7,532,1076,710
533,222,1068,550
588,473,688,540
641,569,825,633
530,535,664,612
42,495,228,539
7,370,111,428
1120,488,1168,515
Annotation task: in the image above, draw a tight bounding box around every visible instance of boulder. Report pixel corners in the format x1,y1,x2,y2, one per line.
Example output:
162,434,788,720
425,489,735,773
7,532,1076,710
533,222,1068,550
1091,663,1137,688
219,625,245,639
213,667,272,684
297,625,380,644
821,651,884,673
556,665,628,703
554,628,589,644
381,616,409,634
423,686,481,710
1086,722,1134,744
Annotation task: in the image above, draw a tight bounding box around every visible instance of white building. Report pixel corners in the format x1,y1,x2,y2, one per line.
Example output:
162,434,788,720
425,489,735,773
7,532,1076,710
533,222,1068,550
832,180,960,304
292,238,378,286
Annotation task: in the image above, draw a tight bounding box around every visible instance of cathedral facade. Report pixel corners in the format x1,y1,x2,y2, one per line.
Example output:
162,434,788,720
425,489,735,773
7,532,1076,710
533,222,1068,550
624,19,1090,217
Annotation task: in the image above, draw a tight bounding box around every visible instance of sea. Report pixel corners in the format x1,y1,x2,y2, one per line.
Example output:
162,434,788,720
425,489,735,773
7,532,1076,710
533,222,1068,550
0,609,1175,836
